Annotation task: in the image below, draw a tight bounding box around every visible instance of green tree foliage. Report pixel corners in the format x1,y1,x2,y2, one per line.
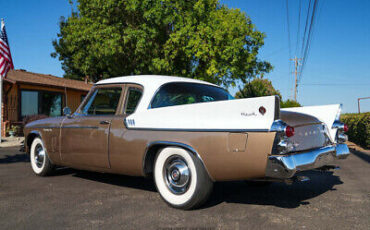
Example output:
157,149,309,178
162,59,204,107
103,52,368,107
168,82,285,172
235,78,301,108
235,78,282,99
280,99,301,108
52,0,272,84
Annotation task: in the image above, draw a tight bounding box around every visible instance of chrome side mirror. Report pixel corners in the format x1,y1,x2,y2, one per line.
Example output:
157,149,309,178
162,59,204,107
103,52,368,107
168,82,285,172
63,107,72,116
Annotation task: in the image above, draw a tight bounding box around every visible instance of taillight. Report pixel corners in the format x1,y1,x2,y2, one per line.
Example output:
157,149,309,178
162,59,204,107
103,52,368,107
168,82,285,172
270,120,296,154
285,126,295,137
343,124,348,132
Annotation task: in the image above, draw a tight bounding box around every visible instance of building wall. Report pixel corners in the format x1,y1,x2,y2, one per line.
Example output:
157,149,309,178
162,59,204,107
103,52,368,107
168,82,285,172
1,83,89,136
18,84,88,115
6,83,19,122
65,88,87,113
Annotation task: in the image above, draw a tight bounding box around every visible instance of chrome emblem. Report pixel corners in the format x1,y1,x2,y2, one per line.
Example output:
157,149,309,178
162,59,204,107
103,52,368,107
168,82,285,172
126,119,135,126
259,106,266,115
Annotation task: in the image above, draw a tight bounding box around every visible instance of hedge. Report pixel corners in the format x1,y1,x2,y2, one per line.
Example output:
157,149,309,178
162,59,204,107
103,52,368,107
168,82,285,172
341,112,370,149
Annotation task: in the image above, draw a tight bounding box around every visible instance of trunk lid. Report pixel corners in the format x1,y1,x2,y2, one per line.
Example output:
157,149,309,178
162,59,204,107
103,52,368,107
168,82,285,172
280,111,327,152
280,110,322,127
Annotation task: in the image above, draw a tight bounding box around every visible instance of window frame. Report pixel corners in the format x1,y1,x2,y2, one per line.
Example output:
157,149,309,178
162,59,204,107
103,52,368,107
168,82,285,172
148,82,232,109
75,84,125,117
123,84,144,115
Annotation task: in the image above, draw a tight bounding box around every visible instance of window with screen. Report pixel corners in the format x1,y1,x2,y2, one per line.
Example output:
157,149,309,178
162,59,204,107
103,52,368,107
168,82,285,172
125,87,143,114
82,88,122,115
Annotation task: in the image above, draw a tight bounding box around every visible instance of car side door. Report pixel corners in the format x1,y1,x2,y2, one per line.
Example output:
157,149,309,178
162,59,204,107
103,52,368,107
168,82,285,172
108,84,144,174
60,85,125,168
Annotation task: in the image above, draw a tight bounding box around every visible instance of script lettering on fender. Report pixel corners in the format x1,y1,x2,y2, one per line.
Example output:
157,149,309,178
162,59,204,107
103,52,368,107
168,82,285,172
241,112,257,117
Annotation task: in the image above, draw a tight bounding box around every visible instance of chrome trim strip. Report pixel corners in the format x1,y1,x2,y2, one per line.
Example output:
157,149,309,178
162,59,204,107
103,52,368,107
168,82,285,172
61,126,99,129
127,127,269,132
270,119,287,132
31,126,60,129
265,144,350,179
143,141,214,181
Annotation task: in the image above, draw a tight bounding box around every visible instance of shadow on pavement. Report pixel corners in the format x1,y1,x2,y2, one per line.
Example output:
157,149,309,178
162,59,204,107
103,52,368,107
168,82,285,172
52,167,342,209
205,170,343,209
0,153,29,164
350,148,370,164
52,167,157,192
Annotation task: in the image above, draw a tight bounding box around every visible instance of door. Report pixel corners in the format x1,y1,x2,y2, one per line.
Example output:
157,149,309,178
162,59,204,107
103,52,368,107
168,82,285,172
108,85,144,174
60,86,124,168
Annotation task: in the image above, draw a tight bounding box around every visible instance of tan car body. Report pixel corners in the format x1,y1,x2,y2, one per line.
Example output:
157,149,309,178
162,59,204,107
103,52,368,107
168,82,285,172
24,83,281,181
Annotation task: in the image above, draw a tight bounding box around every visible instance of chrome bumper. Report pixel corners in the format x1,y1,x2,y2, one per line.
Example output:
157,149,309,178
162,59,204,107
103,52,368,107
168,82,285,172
265,144,350,179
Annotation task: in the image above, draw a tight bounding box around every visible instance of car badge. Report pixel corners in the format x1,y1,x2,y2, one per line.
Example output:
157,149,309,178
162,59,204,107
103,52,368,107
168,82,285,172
259,106,266,115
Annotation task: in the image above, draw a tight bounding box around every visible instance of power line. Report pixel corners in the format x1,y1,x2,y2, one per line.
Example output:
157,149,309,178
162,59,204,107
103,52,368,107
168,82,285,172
295,0,302,55
289,0,320,100
285,0,292,59
263,45,290,58
299,0,319,83
300,0,312,58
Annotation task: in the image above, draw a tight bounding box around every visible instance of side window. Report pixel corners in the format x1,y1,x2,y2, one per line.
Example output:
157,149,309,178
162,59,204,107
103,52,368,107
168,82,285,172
150,83,232,109
125,87,143,114
82,87,122,115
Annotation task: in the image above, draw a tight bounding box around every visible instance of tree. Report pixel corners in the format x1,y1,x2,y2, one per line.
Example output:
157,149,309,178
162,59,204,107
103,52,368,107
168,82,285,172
52,0,272,84
235,78,282,100
235,78,301,108
280,99,301,108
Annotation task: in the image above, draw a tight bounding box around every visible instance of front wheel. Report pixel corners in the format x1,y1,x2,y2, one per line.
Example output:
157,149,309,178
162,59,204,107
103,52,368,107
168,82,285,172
154,147,213,209
30,137,54,176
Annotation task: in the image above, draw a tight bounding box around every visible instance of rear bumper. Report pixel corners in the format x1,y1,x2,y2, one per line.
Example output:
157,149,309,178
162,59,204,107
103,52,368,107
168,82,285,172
265,144,350,179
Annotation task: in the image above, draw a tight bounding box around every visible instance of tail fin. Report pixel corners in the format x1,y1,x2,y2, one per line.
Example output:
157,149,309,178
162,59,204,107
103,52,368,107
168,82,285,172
282,104,342,141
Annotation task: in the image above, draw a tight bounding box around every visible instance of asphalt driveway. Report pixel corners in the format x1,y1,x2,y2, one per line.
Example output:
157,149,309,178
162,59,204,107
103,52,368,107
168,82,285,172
0,144,369,230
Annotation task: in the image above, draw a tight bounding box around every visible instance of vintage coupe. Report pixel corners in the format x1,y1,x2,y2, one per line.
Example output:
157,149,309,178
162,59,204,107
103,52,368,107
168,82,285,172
24,75,350,209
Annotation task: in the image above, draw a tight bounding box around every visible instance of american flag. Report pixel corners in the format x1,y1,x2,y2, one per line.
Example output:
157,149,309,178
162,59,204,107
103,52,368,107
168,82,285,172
0,19,14,78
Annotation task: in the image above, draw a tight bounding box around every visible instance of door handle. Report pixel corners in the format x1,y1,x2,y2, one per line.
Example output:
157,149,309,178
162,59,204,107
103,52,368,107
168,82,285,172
100,120,111,125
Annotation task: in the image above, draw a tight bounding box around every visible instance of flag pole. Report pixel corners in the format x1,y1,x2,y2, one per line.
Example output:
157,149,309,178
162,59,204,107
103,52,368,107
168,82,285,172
0,66,2,143
0,18,13,143
0,18,3,143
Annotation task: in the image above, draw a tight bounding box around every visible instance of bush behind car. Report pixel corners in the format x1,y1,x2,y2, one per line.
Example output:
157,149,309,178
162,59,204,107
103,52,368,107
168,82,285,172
341,112,370,149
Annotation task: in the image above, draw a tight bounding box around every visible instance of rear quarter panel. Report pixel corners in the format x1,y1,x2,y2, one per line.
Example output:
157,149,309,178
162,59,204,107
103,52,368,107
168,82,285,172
109,117,276,181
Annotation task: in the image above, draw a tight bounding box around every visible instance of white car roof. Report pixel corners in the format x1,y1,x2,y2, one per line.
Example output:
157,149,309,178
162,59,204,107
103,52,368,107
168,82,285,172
95,75,221,112
96,75,218,88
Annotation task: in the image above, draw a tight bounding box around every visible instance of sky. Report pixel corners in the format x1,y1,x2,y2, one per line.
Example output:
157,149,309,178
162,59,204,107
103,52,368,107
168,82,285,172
0,0,369,113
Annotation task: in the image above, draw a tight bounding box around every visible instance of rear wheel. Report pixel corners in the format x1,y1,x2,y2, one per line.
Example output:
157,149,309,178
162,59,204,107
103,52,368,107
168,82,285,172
30,137,54,176
154,147,213,209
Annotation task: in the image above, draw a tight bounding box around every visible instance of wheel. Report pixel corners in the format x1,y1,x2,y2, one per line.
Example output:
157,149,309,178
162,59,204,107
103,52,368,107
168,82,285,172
30,137,54,176
154,147,213,210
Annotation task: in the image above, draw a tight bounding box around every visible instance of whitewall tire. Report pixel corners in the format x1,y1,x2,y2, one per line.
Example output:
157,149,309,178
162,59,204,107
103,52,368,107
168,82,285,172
30,137,54,176
154,147,213,209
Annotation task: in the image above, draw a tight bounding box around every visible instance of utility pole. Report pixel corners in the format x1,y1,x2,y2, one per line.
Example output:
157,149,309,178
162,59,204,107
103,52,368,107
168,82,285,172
290,56,302,101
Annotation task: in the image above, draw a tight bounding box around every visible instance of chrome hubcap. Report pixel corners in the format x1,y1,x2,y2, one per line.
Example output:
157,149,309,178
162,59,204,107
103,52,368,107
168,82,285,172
163,155,191,195
34,144,45,168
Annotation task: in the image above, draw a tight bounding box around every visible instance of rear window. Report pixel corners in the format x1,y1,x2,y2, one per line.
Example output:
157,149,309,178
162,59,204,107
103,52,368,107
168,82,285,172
150,82,233,109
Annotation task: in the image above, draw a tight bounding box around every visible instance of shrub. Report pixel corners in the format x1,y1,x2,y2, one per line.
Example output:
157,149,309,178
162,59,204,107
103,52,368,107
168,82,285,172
341,112,370,149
